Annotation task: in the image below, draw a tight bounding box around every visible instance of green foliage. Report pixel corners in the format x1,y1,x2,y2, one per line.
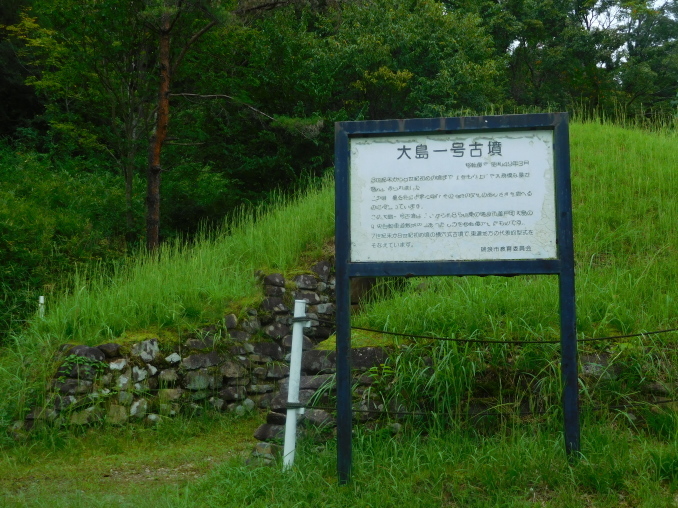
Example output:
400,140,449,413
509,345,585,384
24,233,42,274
169,0,505,231
27,176,335,344
0,143,136,336
56,354,107,382
0,119,675,504
164,423,675,506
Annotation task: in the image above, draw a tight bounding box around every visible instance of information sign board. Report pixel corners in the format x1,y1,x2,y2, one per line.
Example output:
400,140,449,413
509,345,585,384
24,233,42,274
349,130,557,262
333,114,579,485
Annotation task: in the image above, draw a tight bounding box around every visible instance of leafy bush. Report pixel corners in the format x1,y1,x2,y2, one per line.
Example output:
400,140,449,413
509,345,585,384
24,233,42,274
0,143,139,338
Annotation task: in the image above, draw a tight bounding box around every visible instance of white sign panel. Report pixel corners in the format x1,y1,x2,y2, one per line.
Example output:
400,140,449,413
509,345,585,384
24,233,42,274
349,130,557,262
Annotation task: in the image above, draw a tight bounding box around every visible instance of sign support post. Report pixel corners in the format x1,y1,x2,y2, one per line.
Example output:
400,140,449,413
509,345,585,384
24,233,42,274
334,113,580,484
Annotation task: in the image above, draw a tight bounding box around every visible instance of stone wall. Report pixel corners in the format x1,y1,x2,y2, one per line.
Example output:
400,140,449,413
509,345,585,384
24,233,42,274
19,261,389,443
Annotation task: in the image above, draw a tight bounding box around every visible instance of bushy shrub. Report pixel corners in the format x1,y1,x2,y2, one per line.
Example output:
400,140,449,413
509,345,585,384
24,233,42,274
0,144,139,338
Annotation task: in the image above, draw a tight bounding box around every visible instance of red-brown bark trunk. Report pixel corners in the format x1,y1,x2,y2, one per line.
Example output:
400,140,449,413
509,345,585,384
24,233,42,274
146,14,172,252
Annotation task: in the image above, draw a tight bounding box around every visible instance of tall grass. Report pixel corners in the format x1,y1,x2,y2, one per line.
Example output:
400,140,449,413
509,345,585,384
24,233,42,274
349,120,677,425
0,177,334,431
1,118,676,454
162,421,677,507
25,176,335,346
0,119,676,505
356,121,677,338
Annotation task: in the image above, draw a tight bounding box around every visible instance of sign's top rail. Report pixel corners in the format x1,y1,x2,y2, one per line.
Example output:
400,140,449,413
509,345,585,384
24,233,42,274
336,113,569,137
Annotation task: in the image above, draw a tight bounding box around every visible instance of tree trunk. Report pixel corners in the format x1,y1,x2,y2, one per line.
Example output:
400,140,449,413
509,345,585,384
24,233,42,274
146,13,172,252
124,158,135,243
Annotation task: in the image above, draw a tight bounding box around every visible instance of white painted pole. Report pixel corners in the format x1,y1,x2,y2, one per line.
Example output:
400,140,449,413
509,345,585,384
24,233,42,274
38,296,45,318
283,300,308,469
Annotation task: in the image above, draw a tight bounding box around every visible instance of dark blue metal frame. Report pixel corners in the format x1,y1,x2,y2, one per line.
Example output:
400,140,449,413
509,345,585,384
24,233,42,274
334,113,579,484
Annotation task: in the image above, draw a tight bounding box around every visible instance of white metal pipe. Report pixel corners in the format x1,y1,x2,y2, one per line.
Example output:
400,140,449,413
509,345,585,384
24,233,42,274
38,296,45,318
283,300,308,469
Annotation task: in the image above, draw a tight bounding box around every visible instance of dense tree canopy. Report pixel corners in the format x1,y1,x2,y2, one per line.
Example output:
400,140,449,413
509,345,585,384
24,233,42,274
0,0,676,336
5,0,676,232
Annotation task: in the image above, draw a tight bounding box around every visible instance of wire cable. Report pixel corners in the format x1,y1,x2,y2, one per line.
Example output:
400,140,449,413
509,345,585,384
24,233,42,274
312,317,678,345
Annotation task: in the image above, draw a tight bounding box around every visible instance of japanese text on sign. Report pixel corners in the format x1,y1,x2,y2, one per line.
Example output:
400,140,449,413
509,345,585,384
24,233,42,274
349,131,557,262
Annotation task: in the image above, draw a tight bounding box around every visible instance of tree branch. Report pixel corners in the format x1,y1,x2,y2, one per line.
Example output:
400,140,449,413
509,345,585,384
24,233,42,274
172,20,218,75
235,0,294,14
171,92,276,121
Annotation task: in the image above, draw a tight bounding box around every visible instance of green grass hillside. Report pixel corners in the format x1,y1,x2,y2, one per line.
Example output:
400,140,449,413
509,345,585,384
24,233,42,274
0,119,677,506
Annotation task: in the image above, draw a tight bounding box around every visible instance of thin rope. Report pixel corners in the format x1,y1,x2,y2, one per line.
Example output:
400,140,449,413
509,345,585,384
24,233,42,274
313,318,678,345
298,397,678,418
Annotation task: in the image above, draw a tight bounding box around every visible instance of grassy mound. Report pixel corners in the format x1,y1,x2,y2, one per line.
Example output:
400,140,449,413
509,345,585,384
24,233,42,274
0,119,676,505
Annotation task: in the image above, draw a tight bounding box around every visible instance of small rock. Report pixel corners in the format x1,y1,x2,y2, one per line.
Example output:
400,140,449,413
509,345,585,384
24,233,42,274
263,273,285,287
184,337,214,350
316,303,335,315
53,395,77,411
227,330,251,342
311,260,331,282
282,334,315,351
249,354,272,364
182,351,221,370
252,367,267,378
267,412,286,425
253,441,282,458
67,345,106,363
117,375,131,390
209,397,225,411
294,291,321,305
265,285,286,297
263,323,290,340
70,407,101,426
229,345,247,356
159,403,177,416
109,358,127,371
55,378,93,395
269,390,316,413
242,318,262,334
99,373,113,386
107,404,128,425
260,297,290,314
301,350,336,374
227,376,250,387
158,388,184,402
159,369,179,384
131,339,160,363
641,382,673,396
253,423,285,442
145,414,162,425
118,391,134,406
190,390,209,401
185,370,212,390
351,347,388,371
580,353,617,380
165,353,181,364
56,363,98,381
294,274,318,290
219,386,246,401
388,423,402,435
97,343,121,358
221,361,247,379
132,366,148,382
302,409,335,428
224,314,238,329
267,364,290,379
279,374,335,392
130,399,148,419
248,384,276,394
